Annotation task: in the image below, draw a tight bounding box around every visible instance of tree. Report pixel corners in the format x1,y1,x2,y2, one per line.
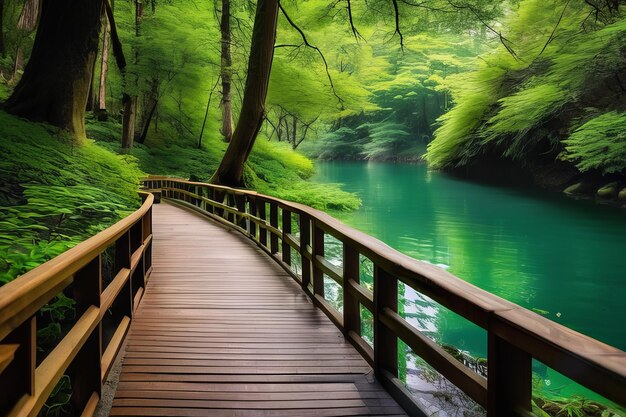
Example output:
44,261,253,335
211,0,279,187
96,11,111,120
0,0,5,57
121,0,143,149
4,0,103,140
220,0,234,142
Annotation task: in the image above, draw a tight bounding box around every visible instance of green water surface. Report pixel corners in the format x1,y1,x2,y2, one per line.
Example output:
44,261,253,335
313,161,626,405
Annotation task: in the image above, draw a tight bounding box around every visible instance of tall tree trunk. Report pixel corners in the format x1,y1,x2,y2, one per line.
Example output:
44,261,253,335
11,46,22,79
211,0,278,187
121,95,136,148
136,94,157,144
0,0,5,57
85,52,98,111
4,0,103,141
291,116,297,149
96,13,110,120
136,75,158,144
121,0,143,149
220,0,233,142
11,0,40,80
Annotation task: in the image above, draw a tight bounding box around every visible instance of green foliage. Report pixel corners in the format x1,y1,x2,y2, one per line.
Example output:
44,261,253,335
426,0,626,172
562,112,626,174
0,111,142,283
426,66,505,168
42,375,73,417
360,121,412,159
486,83,566,139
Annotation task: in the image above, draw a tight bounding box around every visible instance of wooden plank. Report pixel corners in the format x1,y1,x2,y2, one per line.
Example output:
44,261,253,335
112,202,407,417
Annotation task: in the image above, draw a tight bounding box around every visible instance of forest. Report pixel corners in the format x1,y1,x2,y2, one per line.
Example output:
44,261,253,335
0,0,625,416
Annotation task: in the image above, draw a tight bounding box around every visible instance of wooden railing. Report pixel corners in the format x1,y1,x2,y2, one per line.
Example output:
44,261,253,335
0,193,153,417
144,177,626,416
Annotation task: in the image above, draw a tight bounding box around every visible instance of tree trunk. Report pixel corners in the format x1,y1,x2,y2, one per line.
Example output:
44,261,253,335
0,0,5,57
291,116,297,149
96,13,110,120
4,0,103,141
85,51,98,111
136,97,157,144
136,77,158,145
220,0,233,142
210,0,279,187
11,46,21,79
121,95,136,148
120,0,143,149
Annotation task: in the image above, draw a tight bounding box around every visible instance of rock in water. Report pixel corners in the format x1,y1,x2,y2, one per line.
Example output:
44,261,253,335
597,181,620,198
618,188,626,201
564,181,593,195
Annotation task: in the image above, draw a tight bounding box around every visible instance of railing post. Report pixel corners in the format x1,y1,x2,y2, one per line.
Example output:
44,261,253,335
207,188,215,215
281,208,291,265
269,203,279,254
0,317,35,415
258,200,267,248
487,332,532,416
343,246,360,338
299,214,311,293
312,223,324,298
234,194,246,229
143,207,153,279
130,220,144,311
374,266,397,380
113,231,132,319
71,255,102,413
248,196,257,238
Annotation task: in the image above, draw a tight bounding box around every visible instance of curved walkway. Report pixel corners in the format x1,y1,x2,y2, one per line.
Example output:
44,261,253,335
110,201,407,417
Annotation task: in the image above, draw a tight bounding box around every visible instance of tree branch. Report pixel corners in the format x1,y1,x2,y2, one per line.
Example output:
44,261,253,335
198,75,221,148
390,0,404,51
278,2,344,104
346,0,364,41
445,0,520,61
539,0,570,55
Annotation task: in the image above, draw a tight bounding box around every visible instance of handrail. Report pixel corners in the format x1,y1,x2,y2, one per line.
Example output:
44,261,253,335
0,193,154,417
143,176,626,416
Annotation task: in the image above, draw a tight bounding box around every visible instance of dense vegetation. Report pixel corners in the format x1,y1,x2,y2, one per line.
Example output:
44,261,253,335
426,0,626,200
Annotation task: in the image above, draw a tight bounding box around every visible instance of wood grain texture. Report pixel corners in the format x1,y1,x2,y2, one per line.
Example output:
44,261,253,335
112,202,406,417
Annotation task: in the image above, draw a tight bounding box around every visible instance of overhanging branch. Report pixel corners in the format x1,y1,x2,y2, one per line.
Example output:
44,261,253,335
278,2,344,104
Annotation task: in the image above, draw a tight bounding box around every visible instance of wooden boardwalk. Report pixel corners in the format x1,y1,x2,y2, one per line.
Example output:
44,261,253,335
111,202,407,417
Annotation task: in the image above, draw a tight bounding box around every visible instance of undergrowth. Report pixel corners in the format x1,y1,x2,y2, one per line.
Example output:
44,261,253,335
88,117,361,212
0,111,143,283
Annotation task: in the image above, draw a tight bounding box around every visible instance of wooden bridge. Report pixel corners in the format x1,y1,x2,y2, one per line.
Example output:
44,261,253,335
0,177,625,417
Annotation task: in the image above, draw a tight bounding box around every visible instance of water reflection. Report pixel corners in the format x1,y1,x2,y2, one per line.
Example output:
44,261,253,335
313,160,626,407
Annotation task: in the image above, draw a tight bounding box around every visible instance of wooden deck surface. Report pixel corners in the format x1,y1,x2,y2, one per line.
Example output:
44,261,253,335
111,201,407,417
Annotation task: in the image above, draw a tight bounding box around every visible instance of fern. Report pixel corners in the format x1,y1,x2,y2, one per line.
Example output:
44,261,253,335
562,112,626,174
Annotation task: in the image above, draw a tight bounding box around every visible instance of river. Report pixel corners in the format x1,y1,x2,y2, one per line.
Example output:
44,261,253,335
312,161,626,410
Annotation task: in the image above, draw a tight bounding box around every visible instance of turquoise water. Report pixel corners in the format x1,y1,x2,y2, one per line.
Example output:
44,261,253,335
313,161,626,405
